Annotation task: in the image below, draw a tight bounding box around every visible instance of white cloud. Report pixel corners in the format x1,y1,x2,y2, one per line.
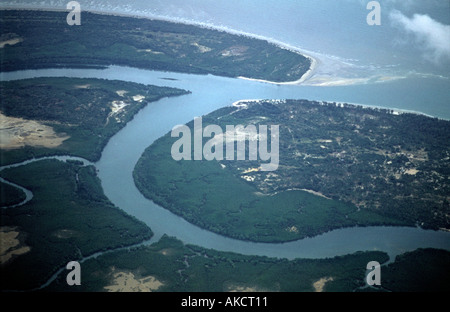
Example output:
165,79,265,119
390,10,450,63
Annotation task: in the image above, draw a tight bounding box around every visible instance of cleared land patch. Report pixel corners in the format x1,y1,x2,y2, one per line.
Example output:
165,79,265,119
0,112,69,149
0,77,188,165
104,269,164,292
0,226,30,265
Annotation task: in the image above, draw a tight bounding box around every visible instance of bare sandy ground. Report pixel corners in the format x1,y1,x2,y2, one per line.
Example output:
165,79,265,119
74,84,91,89
304,76,369,86
300,189,331,200
132,95,145,102
110,100,129,114
115,90,128,97
313,277,334,292
0,226,30,265
405,168,419,175
104,269,164,292
228,286,259,292
0,38,23,48
285,226,299,233
225,283,269,292
192,42,212,53
242,167,261,174
0,112,70,149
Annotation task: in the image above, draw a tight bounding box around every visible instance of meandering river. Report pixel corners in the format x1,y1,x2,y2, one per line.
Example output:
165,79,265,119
1,66,450,262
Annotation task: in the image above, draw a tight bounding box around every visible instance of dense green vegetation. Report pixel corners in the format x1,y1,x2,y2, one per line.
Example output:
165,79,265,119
1,9,447,293
381,248,450,292
134,134,397,242
0,10,311,82
0,181,26,207
45,235,450,292
46,234,391,292
134,100,450,242
0,77,189,165
0,160,153,290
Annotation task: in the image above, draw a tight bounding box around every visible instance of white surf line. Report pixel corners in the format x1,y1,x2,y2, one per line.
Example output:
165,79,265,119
3,7,319,86
330,101,440,120
108,9,320,85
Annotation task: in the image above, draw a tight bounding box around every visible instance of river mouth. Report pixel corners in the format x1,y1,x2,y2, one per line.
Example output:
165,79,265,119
1,66,450,261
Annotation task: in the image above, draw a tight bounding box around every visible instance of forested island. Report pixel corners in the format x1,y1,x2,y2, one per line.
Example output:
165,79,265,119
134,99,450,242
0,9,311,83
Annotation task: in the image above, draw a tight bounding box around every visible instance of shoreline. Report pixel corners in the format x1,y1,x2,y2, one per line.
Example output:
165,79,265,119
331,100,442,120
4,6,448,89
230,98,445,121
237,53,318,85
0,6,319,85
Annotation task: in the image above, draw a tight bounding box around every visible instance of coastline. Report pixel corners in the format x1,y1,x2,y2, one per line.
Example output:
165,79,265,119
0,6,319,85
1,5,450,293
4,6,447,89
237,53,318,85
332,101,441,120
231,98,444,121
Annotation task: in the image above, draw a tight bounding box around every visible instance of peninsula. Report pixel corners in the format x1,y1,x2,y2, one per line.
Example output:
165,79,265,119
0,9,311,83
134,99,450,242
